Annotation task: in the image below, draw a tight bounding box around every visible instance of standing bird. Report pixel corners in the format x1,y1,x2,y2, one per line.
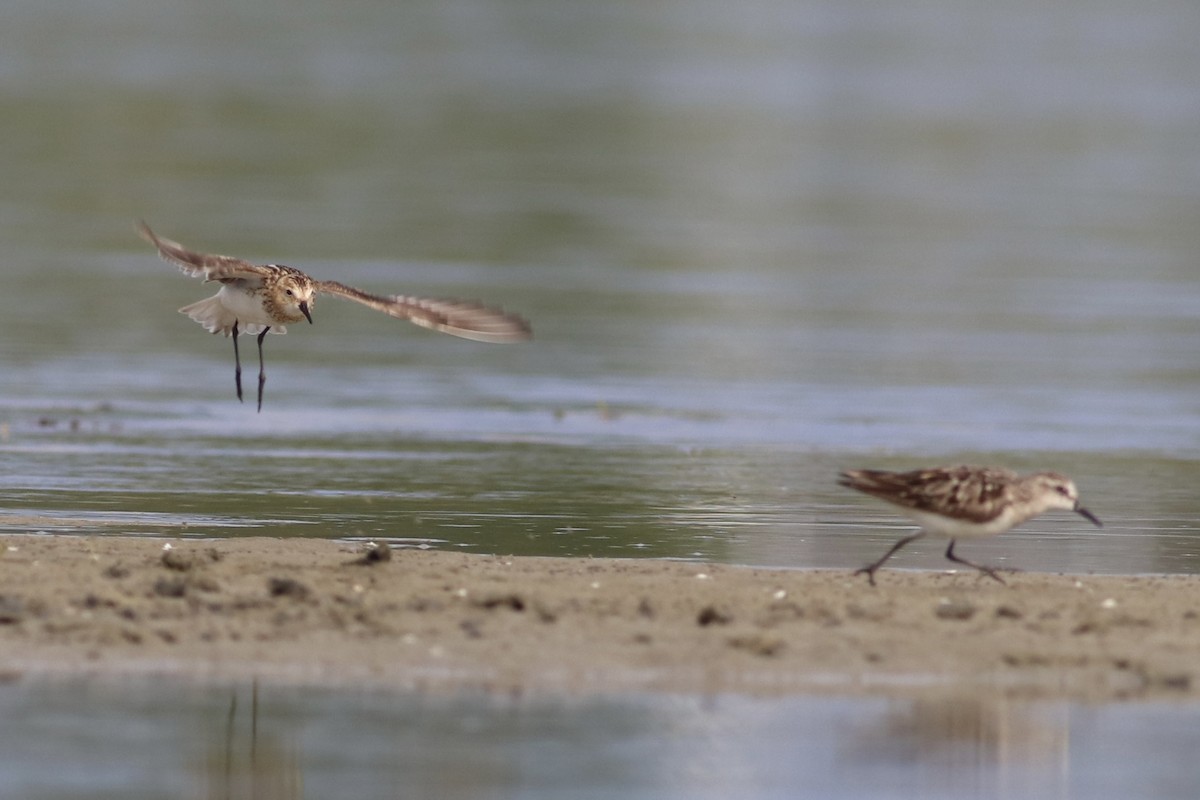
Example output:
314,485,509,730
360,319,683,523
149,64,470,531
138,222,531,411
838,465,1102,586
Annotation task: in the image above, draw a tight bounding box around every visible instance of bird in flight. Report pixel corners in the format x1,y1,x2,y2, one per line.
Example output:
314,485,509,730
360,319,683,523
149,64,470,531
138,222,531,411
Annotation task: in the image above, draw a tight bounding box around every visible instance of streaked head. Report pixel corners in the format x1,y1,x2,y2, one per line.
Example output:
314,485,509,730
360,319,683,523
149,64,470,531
1031,471,1102,527
274,270,316,324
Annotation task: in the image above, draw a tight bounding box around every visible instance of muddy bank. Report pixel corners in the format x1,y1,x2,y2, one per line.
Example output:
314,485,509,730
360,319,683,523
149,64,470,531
0,535,1197,702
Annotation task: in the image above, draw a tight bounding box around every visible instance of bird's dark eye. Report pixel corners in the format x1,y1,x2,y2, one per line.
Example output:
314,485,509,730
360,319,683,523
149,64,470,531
286,289,294,296
1055,485,1070,496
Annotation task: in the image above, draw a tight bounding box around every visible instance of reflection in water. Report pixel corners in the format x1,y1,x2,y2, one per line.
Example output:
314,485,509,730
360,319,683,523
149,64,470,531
198,682,302,800
850,693,1068,800
0,680,1196,799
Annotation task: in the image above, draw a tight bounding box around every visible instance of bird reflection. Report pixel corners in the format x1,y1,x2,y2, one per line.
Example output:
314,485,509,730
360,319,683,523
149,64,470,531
847,692,1069,799
196,680,302,800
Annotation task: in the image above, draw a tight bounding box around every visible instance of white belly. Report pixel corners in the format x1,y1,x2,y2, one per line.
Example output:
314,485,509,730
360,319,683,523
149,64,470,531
217,285,284,332
899,507,1020,540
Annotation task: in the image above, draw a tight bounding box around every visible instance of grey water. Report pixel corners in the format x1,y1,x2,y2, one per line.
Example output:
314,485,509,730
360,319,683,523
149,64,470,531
2,679,1199,800
1,1,1199,796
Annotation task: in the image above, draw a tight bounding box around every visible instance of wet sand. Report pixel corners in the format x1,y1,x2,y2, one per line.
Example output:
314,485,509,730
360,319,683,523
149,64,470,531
1,535,1197,702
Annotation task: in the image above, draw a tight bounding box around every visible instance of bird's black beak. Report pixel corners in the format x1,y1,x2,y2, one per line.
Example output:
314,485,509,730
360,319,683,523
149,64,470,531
1075,503,1102,528
300,301,313,324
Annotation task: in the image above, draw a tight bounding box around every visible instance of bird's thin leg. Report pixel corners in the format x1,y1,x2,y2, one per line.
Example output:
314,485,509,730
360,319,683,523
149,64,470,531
944,540,1006,585
256,327,270,413
855,532,925,586
231,321,243,403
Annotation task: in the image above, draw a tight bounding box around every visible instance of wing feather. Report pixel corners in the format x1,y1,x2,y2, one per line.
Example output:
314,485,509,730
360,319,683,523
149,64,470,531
136,221,273,283
839,466,1017,523
315,280,532,343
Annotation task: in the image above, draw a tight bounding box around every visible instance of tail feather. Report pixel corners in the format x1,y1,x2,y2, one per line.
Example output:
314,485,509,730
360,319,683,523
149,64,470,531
179,295,280,336
837,469,889,492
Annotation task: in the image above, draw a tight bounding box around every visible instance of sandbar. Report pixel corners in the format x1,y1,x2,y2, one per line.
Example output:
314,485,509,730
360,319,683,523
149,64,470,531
1,535,1197,702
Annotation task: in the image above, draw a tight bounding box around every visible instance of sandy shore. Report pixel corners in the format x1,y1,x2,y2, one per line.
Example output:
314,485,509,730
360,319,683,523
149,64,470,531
0,535,1197,702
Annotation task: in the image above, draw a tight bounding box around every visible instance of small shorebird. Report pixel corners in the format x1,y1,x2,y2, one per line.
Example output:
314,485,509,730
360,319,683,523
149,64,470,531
138,222,531,411
838,465,1102,586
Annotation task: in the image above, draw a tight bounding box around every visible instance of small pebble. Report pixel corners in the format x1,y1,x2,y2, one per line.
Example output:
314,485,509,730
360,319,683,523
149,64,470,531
268,577,310,600
353,541,392,565
697,606,732,627
935,599,977,621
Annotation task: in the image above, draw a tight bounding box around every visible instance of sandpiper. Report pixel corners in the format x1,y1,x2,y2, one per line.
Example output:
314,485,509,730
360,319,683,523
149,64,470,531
838,465,1102,586
138,222,531,411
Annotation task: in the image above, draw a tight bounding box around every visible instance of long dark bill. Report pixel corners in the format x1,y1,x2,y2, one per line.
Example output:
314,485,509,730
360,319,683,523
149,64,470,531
1075,504,1103,527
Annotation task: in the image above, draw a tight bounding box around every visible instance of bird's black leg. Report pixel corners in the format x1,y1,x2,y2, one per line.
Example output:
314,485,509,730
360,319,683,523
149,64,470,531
232,321,243,403
855,532,925,586
944,540,1006,584
256,327,270,412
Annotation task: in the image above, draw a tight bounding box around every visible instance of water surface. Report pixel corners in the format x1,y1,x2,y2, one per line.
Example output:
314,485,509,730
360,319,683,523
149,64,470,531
2,1,1199,578
3,679,1199,800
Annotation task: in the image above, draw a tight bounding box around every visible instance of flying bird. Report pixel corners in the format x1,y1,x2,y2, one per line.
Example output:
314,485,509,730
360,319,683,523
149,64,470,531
139,222,531,411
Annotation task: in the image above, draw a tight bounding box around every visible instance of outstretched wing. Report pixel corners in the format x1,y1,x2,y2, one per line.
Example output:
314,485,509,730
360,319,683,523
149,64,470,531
137,221,275,283
838,466,1018,523
315,280,532,343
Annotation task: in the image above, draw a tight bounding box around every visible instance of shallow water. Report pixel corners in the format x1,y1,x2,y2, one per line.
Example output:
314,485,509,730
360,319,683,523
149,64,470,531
3,1,1199,578
3,679,1199,800
3,258,1198,574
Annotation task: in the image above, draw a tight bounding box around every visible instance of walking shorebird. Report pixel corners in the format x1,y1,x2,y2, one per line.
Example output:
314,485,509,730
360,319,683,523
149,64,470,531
838,465,1102,586
138,222,531,411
